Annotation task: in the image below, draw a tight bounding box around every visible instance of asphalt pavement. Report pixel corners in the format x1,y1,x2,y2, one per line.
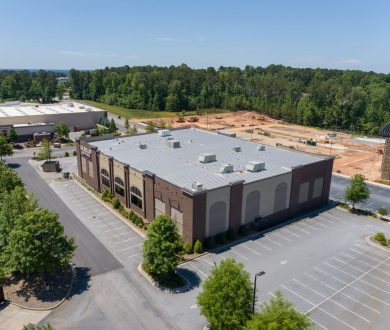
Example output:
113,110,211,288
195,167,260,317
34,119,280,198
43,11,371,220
10,157,122,276
330,174,390,212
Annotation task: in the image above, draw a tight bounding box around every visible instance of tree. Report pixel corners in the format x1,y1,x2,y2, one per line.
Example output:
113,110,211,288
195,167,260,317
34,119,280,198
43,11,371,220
127,124,138,136
55,122,70,139
245,291,314,330
197,259,253,330
7,128,17,143
142,214,183,278
38,139,51,160
344,173,370,208
109,118,117,133
2,208,76,275
0,162,23,197
23,322,55,330
56,83,66,101
0,135,13,161
145,121,156,133
124,118,130,129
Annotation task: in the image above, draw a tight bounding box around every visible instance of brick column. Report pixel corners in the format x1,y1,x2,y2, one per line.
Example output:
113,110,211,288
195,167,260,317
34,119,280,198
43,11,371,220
108,157,114,195
124,165,130,208
76,138,82,177
229,180,244,231
143,171,155,222
381,138,390,180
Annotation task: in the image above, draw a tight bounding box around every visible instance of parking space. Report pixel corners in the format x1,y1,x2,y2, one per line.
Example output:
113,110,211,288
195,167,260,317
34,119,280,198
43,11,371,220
50,181,144,265
182,208,390,329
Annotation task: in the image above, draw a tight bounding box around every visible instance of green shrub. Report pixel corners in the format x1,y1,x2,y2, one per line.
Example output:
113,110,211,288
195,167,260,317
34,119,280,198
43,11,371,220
378,208,388,216
227,228,236,241
112,198,121,209
374,232,387,246
101,188,112,201
194,239,203,254
215,233,226,245
183,242,193,254
239,225,248,236
64,151,69,157
205,237,215,249
73,150,77,156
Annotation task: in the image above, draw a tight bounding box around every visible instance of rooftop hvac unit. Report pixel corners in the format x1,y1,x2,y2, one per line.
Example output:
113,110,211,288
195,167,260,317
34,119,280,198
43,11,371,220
233,146,241,152
192,181,203,191
246,161,265,172
198,153,217,163
138,143,147,150
257,145,266,151
166,139,181,148
158,129,171,137
219,164,234,174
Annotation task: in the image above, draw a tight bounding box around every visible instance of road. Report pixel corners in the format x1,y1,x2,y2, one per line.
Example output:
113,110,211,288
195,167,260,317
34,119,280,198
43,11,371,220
10,157,122,276
330,174,390,212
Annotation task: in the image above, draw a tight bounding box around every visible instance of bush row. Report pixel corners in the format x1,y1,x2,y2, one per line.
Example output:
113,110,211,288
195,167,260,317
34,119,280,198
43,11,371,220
182,239,203,255
101,188,145,229
205,225,248,250
374,232,390,246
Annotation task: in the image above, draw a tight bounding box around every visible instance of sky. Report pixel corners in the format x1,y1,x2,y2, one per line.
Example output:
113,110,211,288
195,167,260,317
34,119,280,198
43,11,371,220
1,0,389,72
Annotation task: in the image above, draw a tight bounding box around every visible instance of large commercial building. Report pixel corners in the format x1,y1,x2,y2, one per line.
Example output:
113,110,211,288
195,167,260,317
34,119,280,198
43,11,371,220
76,127,334,243
0,102,106,140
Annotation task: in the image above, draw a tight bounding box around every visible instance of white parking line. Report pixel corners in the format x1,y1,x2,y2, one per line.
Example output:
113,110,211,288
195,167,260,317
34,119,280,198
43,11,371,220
113,236,138,243
202,258,215,267
348,247,383,263
280,285,356,330
241,245,262,256
128,253,140,259
292,278,370,323
252,240,273,251
103,226,125,234
303,273,380,314
267,231,291,242
188,263,208,278
341,251,377,267
308,220,327,229
263,236,283,247
279,226,302,238
230,249,249,261
310,257,390,315
295,221,318,232
289,223,311,235
314,267,390,306
121,243,143,251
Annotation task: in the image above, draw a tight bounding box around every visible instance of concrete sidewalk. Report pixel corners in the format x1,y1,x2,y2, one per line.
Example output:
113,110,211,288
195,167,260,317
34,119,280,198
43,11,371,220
0,303,50,330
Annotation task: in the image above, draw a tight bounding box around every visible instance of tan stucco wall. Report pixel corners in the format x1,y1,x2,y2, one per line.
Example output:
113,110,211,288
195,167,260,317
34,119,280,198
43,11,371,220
241,172,292,224
99,154,110,174
113,160,125,181
205,186,231,237
129,168,144,207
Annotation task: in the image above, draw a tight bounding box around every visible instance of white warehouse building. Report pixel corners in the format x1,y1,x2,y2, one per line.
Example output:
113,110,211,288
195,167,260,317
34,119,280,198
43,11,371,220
0,102,107,140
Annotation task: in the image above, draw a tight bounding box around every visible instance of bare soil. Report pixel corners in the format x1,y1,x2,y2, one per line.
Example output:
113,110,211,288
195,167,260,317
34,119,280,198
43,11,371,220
138,111,385,181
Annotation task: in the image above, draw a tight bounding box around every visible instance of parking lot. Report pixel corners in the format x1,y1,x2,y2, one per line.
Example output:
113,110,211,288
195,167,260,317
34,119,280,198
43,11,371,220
50,181,144,266
182,208,390,330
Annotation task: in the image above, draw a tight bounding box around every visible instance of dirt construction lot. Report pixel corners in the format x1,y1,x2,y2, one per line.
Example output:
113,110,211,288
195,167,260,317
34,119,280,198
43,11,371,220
141,111,386,182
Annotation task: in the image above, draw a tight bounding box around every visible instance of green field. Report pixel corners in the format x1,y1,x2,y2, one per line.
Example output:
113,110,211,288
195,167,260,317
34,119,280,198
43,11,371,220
80,100,228,119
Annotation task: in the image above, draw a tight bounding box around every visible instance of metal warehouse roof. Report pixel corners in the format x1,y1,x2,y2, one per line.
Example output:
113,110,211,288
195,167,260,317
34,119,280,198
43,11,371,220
90,128,329,191
0,102,104,118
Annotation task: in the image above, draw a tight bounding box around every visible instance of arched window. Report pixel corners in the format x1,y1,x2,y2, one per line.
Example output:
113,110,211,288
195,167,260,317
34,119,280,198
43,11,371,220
245,191,260,223
100,169,110,187
274,183,288,212
208,201,227,236
130,186,143,209
114,177,125,197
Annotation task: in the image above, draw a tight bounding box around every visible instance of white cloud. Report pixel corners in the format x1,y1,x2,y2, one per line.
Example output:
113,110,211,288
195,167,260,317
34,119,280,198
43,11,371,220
193,33,206,42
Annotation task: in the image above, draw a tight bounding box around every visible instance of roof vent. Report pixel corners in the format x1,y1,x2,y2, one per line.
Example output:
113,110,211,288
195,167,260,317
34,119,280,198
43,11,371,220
138,143,147,150
219,164,234,174
159,129,171,137
257,145,266,151
246,161,265,172
166,140,180,148
192,181,203,191
198,153,217,163
233,146,241,152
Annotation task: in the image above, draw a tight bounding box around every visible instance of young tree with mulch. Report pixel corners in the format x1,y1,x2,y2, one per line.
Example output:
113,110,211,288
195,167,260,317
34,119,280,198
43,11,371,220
344,173,370,209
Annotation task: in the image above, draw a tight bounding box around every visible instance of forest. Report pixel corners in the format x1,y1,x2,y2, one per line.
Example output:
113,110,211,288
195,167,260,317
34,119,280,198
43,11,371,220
2,65,390,134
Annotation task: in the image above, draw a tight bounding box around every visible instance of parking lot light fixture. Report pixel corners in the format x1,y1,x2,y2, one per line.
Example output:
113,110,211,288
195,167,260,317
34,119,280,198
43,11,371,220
252,271,266,313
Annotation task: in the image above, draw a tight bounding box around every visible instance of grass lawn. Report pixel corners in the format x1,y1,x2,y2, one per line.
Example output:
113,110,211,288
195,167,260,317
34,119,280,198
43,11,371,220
79,100,228,119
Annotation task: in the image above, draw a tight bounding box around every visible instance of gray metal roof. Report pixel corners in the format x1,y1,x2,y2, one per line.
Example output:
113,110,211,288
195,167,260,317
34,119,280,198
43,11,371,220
90,128,327,191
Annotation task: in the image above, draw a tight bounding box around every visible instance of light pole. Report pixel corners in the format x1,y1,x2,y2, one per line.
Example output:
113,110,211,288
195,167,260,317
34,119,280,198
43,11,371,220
252,271,266,313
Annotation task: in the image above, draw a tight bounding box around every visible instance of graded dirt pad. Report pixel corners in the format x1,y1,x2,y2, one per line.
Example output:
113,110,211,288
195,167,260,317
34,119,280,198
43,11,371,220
138,111,385,181
3,267,73,309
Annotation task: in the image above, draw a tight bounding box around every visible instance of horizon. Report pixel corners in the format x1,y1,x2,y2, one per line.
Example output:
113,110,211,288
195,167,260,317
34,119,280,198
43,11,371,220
1,0,390,73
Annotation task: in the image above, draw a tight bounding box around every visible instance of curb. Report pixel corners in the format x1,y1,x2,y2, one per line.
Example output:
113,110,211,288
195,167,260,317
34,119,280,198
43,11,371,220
71,177,146,239
365,235,390,253
7,264,76,311
136,263,191,294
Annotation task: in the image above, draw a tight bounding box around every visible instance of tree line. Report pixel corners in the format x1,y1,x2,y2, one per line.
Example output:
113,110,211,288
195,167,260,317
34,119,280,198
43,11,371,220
68,64,390,134
0,70,65,103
